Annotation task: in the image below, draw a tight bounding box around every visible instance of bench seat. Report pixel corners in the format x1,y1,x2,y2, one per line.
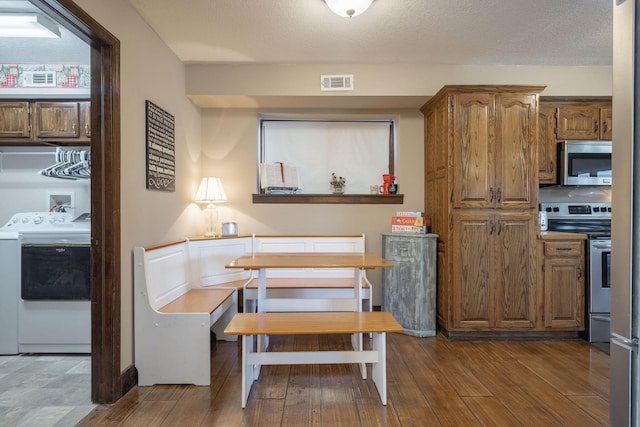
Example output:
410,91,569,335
224,311,402,408
159,288,235,314
225,311,400,335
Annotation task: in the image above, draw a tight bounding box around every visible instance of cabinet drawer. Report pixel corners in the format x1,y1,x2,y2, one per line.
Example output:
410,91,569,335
544,241,582,257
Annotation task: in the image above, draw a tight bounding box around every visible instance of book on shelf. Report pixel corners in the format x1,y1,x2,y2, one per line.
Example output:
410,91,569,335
391,224,427,234
260,162,301,190
395,211,424,217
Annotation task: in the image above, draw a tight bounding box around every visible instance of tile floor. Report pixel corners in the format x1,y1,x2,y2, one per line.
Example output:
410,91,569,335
0,354,94,427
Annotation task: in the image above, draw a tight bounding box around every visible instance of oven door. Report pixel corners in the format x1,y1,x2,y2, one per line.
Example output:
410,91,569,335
21,243,90,300
589,239,611,312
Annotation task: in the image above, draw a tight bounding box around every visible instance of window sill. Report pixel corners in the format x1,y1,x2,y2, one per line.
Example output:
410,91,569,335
252,194,404,204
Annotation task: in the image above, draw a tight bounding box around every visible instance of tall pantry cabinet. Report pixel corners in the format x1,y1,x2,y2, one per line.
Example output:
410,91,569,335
421,85,545,336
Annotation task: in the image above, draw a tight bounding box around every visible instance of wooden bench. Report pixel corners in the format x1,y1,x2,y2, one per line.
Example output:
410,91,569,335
244,234,372,313
224,311,403,408
133,237,252,386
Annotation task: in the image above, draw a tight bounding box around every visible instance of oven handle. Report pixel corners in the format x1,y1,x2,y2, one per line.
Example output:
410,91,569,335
591,315,611,322
591,243,611,249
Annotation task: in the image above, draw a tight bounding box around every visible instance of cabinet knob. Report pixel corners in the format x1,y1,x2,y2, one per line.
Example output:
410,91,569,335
603,121,608,134
497,188,502,203
489,187,494,203
594,121,599,133
550,161,554,173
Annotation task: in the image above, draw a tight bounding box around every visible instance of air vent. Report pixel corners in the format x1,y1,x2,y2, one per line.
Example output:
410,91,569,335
321,74,354,91
22,71,56,87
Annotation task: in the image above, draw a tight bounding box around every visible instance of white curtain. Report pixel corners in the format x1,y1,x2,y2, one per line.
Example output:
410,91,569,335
262,120,392,193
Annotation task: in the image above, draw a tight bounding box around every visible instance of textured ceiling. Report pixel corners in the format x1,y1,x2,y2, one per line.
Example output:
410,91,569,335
127,0,612,66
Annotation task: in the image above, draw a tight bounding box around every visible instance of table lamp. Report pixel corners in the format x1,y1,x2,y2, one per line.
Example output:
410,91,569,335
195,176,227,237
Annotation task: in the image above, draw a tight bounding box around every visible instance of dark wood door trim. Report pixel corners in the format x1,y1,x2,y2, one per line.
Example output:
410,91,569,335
29,0,124,404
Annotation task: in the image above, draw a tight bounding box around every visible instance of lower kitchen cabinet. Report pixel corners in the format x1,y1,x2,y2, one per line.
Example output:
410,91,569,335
451,211,538,331
538,237,586,330
381,233,437,337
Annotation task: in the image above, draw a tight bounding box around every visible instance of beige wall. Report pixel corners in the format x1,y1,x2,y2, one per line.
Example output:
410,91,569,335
74,0,203,370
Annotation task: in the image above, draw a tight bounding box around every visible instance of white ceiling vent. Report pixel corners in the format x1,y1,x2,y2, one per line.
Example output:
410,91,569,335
22,71,56,87
321,74,354,91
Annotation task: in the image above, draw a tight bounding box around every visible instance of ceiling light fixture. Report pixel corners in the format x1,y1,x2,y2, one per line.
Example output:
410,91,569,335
324,0,374,18
0,13,61,38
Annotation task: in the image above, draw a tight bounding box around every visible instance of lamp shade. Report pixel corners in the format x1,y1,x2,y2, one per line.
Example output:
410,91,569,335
324,0,374,18
195,176,227,203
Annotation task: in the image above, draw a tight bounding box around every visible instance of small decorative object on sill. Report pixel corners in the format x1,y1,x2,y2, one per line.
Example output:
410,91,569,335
330,172,346,194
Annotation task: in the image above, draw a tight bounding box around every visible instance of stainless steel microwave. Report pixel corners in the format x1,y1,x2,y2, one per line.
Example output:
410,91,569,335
559,141,612,186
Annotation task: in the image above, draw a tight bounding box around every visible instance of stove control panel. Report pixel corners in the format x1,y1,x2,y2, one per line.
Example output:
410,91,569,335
540,203,611,219
1,212,90,232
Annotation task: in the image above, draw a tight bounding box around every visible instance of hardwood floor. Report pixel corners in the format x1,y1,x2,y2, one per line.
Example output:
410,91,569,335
78,333,609,426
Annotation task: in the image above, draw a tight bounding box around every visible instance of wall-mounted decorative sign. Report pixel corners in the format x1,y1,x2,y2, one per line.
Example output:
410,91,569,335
145,100,175,192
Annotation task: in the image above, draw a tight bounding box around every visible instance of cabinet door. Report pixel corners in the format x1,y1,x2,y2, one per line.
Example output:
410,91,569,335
451,211,493,328
538,105,557,184
494,212,537,329
600,107,612,140
424,95,449,176
556,106,600,140
0,102,30,139
452,93,495,209
34,102,81,139
495,94,538,209
543,256,584,329
80,101,91,141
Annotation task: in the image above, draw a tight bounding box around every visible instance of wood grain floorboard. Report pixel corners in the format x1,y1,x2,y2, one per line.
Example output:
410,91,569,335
392,334,482,426
79,333,610,426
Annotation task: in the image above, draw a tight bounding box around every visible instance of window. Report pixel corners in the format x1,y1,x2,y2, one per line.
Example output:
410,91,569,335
259,118,395,194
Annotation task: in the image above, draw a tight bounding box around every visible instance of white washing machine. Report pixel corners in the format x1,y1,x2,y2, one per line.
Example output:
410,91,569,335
1,212,91,353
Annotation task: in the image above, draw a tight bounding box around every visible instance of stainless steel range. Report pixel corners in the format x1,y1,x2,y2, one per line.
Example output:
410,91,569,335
539,186,611,343
0,212,91,354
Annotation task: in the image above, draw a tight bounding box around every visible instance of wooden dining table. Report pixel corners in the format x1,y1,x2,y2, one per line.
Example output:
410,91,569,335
226,252,393,313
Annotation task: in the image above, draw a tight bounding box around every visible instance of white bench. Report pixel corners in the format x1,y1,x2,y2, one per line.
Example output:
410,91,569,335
224,311,404,408
133,237,252,386
243,234,372,313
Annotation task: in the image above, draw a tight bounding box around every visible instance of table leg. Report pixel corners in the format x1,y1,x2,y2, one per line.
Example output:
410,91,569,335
257,268,269,353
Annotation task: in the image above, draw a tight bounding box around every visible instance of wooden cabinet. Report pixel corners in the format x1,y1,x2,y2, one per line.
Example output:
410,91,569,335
0,99,90,145
556,104,612,141
538,105,557,184
538,238,585,330
451,211,537,330
382,233,437,337
34,101,90,142
0,102,31,139
452,93,537,210
422,85,544,336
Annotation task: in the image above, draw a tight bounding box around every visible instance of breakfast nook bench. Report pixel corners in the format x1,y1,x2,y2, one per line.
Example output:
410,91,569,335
134,237,252,386
224,311,403,408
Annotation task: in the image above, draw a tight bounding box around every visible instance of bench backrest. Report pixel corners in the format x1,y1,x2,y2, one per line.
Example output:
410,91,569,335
252,234,365,278
135,240,192,312
188,237,252,286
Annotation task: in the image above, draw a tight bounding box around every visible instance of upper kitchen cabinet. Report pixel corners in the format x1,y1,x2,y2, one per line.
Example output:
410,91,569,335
0,100,90,146
34,101,90,142
452,91,538,210
555,102,612,141
0,102,31,139
538,105,557,185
